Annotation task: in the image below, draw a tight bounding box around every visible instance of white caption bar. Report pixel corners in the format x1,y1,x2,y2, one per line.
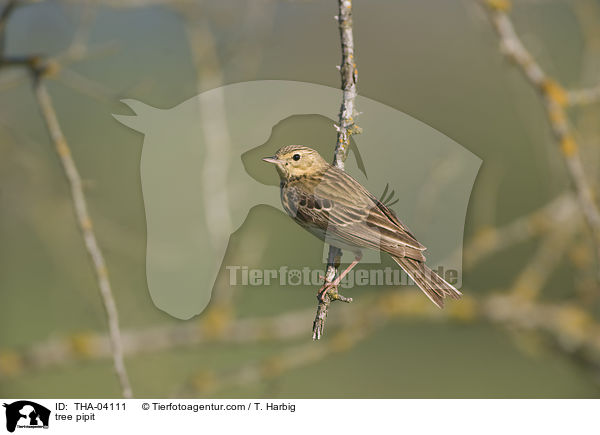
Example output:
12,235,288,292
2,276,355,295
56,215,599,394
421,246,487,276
0,399,596,434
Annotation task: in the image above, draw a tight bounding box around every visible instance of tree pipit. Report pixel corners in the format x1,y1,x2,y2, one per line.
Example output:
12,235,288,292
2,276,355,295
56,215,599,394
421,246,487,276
263,145,461,307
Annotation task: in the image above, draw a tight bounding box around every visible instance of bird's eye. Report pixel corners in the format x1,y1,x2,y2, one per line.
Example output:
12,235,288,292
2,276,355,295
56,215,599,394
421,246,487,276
293,153,301,161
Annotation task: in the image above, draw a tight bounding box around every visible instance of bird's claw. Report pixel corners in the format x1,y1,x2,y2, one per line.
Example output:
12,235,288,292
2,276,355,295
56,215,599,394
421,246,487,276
317,283,335,302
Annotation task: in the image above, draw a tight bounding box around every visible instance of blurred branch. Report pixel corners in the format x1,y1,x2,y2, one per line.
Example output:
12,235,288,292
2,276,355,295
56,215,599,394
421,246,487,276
181,291,600,395
62,0,96,60
178,4,238,310
0,67,26,90
0,3,133,398
0,306,316,377
571,0,600,207
179,323,372,396
33,80,133,398
567,85,600,107
5,285,600,394
0,291,448,380
313,0,361,340
184,15,234,252
0,0,18,57
464,193,579,269
510,225,577,300
57,66,117,103
483,295,600,368
484,0,600,276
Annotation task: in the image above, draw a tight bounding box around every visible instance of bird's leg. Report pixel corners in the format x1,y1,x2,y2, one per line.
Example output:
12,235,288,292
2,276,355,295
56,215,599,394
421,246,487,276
331,256,361,286
318,254,362,301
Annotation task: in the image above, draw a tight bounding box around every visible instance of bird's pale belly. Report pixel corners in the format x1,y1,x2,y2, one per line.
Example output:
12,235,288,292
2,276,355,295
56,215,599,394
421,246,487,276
299,221,363,255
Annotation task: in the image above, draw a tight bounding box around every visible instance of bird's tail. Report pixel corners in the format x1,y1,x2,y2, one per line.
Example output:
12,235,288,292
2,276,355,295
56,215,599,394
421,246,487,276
392,256,462,308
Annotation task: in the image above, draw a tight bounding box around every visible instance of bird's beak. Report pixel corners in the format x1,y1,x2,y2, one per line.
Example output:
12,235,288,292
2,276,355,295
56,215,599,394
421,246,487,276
262,156,280,164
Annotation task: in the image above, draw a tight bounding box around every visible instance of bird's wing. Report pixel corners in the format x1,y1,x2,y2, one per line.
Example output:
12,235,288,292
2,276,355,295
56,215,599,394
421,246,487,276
291,166,426,258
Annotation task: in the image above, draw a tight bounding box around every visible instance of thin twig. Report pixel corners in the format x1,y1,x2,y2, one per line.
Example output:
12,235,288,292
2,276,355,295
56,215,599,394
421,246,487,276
484,0,600,277
313,0,360,340
33,79,133,398
332,0,360,170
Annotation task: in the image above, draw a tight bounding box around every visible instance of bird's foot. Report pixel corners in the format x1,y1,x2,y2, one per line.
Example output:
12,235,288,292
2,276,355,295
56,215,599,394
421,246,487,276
317,273,339,302
317,281,352,303
317,282,335,302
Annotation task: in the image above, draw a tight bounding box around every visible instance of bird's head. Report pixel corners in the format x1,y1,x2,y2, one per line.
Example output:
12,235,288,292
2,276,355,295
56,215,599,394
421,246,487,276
262,145,329,180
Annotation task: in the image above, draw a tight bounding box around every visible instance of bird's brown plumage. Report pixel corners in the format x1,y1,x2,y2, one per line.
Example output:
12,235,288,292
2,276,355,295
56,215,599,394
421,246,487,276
264,145,461,307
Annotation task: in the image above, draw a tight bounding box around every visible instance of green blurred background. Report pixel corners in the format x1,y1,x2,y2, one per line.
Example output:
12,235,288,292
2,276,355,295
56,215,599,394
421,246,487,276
1,0,600,398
